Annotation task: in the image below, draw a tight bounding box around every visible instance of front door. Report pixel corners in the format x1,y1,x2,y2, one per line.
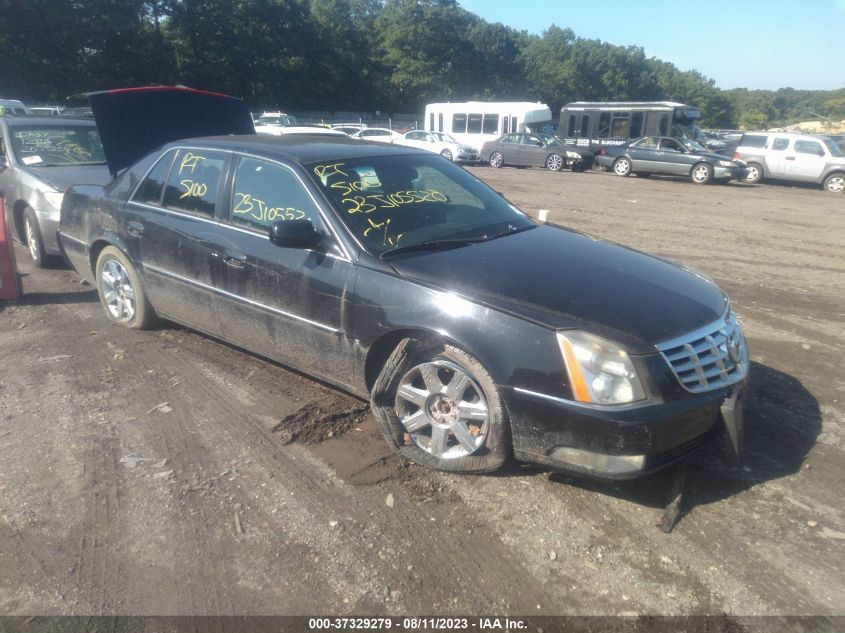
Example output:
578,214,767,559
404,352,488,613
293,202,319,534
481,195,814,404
214,155,356,388
787,140,827,181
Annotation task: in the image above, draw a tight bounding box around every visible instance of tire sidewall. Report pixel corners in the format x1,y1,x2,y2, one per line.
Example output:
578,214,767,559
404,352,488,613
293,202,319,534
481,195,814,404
440,149,453,161
95,246,153,329
746,162,763,184
490,152,503,168
546,153,563,171
613,157,631,176
824,172,845,193
692,163,713,184
23,208,46,267
373,339,511,473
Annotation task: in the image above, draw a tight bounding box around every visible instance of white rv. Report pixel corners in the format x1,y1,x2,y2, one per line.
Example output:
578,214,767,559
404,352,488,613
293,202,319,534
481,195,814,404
424,102,552,152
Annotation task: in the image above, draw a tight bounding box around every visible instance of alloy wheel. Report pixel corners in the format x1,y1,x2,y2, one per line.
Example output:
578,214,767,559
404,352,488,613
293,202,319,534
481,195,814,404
24,216,39,261
613,158,630,176
100,258,137,322
394,360,489,459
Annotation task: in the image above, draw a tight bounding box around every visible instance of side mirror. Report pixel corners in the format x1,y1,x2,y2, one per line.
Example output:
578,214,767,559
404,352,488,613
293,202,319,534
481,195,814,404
268,219,323,250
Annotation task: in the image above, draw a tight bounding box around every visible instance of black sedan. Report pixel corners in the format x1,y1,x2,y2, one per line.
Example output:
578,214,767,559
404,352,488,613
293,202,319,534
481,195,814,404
595,136,748,184
59,87,748,479
481,133,594,171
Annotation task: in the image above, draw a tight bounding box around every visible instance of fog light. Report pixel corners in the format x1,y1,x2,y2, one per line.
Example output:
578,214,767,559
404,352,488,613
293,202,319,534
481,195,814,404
549,446,646,475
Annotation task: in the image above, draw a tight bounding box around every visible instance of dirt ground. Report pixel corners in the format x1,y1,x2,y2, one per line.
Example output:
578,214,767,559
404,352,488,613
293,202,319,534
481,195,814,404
0,166,843,621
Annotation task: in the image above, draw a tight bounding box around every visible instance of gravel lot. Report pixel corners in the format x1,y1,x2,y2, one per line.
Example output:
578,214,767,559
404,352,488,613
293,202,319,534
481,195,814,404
1,166,843,622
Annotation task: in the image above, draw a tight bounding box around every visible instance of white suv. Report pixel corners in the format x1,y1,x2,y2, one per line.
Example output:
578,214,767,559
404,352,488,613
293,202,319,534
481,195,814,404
734,132,845,193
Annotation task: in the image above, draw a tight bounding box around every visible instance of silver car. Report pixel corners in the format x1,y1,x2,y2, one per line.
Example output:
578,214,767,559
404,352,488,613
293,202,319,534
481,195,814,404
0,116,111,266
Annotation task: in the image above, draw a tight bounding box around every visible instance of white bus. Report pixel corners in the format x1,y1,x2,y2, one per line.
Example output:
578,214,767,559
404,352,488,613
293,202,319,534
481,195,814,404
424,102,553,152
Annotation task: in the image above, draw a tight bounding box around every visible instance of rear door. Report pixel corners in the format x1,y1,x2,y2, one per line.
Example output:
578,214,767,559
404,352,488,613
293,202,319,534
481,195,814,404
125,146,231,333
627,137,660,171
213,154,356,387
787,139,827,181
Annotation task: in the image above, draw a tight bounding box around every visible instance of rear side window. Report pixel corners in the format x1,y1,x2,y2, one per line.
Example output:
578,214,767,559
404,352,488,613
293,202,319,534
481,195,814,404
162,149,227,217
482,114,498,135
740,134,768,148
231,157,321,231
133,150,176,205
794,140,823,155
771,138,789,151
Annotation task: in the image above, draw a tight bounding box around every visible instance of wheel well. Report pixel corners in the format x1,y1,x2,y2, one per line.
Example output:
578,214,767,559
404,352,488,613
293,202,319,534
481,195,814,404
363,328,446,393
88,239,114,277
12,200,28,241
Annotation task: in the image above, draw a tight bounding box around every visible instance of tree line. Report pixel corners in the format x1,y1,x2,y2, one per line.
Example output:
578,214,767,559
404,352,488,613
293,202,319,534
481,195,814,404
1,0,843,129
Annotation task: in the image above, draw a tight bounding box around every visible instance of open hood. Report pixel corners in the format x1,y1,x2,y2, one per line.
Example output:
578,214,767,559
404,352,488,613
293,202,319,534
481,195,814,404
83,86,255,176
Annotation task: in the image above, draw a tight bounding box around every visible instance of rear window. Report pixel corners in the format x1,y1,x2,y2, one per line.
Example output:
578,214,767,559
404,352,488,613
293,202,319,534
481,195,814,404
740,134,768,148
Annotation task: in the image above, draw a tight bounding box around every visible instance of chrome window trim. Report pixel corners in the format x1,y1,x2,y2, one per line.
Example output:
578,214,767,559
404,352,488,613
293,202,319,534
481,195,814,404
127,200,349,263
512,387,651,411
143,264,342,334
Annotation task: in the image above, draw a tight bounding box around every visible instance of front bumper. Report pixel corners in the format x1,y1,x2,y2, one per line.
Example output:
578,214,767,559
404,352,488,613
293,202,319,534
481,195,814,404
454,151,479,163
505,381,746,479
714,165,748,180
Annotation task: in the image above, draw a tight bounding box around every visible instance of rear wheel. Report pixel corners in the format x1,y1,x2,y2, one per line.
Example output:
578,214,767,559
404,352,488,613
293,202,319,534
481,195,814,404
489,151,503,168
612,157,632,177
440,149,453,161
745,162,763,184
691,162,713,184
95,246,156,329
371,338,511,473
23,207,51,268
823,172,845,193
545,153,564,171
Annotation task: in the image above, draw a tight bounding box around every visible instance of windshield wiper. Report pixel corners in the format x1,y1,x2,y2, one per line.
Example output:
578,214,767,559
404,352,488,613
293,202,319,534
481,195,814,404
379,236,488,259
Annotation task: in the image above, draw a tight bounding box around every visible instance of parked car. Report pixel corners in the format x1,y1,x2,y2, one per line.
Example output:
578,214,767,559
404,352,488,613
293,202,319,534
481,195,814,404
0,116,111,266
596,136,748,184
331,123,367,135
273,125,347,137
349,127,404,142
481,133,593,171
253,111,297,135
734,132,845,193
60,87,748,479
0,99,29,116
394,130,478,163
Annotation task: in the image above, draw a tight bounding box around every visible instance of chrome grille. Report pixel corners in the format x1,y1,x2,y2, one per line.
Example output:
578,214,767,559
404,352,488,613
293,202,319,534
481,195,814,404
656,311,748,393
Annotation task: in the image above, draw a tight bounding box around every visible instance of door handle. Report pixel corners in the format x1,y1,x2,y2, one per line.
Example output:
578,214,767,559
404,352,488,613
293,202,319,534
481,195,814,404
223,253,247,269
127,221,144,237
785,156,796,161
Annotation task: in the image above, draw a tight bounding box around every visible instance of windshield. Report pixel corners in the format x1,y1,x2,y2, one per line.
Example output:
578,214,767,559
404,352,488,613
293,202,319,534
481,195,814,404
9,125,105,166
308,154,534,256
823,139,844,157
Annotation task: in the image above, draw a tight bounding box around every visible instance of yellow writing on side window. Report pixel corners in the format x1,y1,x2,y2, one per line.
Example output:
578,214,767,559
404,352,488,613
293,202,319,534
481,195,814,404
313,163,348,179
179,152,205,175
233,192,307,223
179,179,208,199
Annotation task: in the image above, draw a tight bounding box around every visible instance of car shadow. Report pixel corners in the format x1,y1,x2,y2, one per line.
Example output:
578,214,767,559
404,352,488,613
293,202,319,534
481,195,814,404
0,288,99,313
501,361,820,527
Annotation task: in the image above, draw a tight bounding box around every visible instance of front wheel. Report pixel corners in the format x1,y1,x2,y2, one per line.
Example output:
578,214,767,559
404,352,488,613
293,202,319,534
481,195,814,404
489,151,503,168
95,246,156,329
23,207,50,268
440,149,453,161
745,162,763,184
691,162,714,184
823,172,845,193
545,153,564,171
613,157,632,177
371,338,511,473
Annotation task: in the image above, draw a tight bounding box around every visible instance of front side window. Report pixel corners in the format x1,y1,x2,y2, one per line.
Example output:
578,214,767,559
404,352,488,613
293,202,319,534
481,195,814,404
308,154,534,255
133,150,177,206
9,124,105,166
794,140,823,155
231,157,321,231
771,138,789,151
161,149,227,217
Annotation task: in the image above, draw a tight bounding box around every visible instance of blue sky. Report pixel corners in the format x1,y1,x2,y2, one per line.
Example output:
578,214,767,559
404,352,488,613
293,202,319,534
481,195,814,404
458,0,845,91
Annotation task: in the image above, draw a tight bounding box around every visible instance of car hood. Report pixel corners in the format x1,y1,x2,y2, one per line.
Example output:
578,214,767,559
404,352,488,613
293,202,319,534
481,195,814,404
388,225,727,354
25,164,113,191
84,86,255,176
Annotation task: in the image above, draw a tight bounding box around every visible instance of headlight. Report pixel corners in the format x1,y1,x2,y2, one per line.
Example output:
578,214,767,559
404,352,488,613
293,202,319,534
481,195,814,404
43,190,65,210
556,331,646,405
566,151,582,159
718,160,736,168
